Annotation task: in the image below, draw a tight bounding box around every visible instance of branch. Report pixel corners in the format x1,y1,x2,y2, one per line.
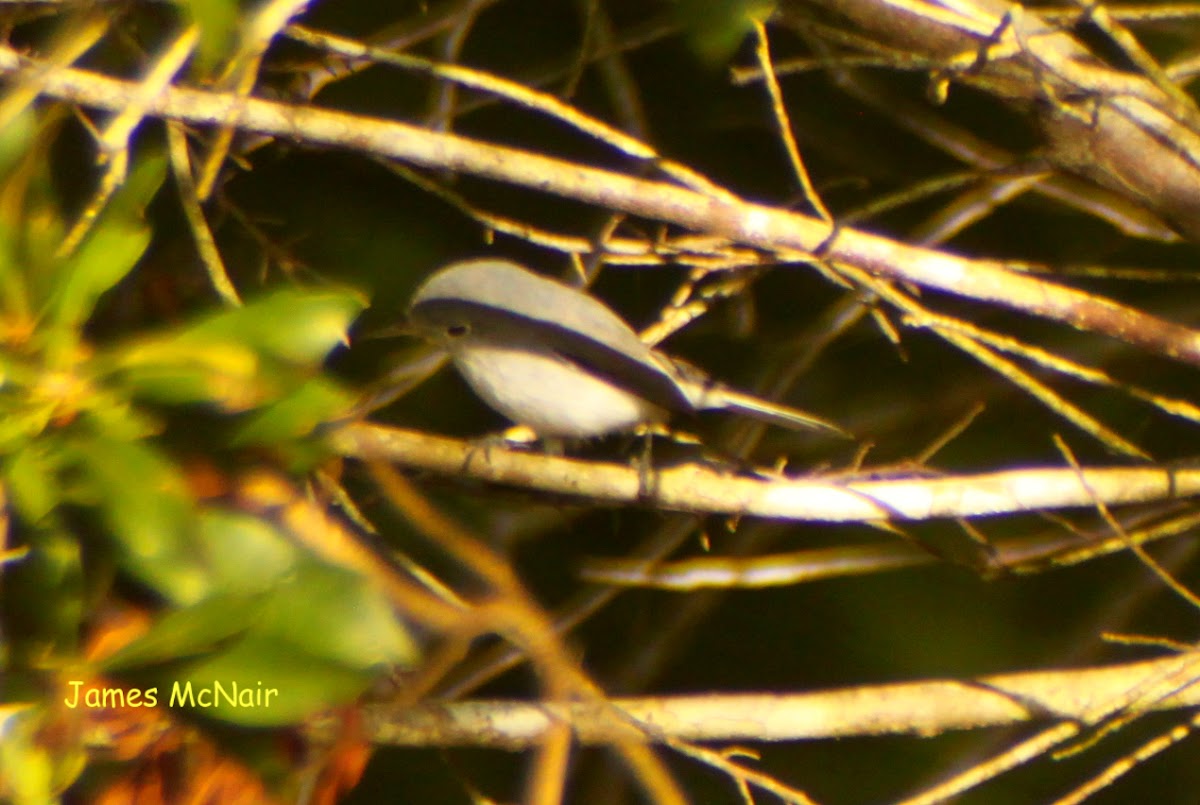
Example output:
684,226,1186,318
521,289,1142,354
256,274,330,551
308,651,1200,747
4,45,1200,366
331,423,1200,521
809,0,1200,242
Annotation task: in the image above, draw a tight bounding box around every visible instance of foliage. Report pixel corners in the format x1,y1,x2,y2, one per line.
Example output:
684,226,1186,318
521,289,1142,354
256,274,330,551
0,101,409,804
4,1,1200,803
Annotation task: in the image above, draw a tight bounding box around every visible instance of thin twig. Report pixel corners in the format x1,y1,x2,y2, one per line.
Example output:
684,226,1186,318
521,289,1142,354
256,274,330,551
5,45,1199,367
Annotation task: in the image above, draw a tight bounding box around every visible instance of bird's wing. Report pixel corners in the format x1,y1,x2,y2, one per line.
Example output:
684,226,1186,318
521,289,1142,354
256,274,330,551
411,261,696,413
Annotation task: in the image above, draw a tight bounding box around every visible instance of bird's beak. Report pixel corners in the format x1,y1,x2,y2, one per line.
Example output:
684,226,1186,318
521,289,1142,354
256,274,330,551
357,320,420,341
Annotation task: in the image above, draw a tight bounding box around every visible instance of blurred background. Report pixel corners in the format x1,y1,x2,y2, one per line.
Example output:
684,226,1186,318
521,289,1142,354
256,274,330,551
3,1,1200,803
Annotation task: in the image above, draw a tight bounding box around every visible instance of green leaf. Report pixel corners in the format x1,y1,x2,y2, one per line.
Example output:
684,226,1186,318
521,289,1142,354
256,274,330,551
105,287,366,411
107,337,268,411
233,377,354,445
174,563,417,725
260,561,418,671
43,154,166,338
159,634,377,725
104,561,419,726
177,0,240,73
179,287,367,366
0,108,36,185
69,437,210,604
0,110,67,322
6,442,61,524
195,509,297,594
99,592,269,670
676,0,777,66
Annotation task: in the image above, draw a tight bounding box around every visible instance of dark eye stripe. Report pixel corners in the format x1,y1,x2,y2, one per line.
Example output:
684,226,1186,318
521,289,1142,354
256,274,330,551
412,297,692,413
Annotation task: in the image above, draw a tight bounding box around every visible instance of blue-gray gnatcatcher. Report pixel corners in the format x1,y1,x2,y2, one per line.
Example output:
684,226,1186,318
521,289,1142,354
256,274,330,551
407,259,846,439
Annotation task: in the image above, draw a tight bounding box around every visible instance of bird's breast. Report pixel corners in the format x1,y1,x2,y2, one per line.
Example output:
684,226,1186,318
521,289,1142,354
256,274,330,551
451,342,665,437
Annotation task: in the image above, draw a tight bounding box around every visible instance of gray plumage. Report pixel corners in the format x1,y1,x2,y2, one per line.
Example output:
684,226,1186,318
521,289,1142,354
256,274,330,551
407,259,846,439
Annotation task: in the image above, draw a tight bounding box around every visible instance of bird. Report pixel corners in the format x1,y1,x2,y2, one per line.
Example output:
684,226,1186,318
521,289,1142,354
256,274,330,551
406,258,847,440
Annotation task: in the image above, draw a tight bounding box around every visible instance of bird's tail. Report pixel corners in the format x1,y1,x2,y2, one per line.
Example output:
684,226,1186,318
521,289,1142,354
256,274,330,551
659,353,850,437
701,386,850,437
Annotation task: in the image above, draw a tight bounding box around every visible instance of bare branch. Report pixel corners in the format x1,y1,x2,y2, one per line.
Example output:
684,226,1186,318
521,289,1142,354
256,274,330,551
332,423,1200,521
303,650,1200,747
4,44,1200,366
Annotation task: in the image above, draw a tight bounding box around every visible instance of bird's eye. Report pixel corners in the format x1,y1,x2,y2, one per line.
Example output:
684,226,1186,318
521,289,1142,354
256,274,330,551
446,324,470,338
